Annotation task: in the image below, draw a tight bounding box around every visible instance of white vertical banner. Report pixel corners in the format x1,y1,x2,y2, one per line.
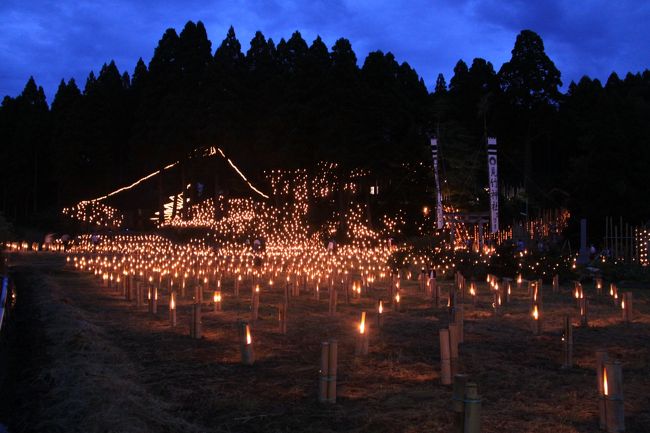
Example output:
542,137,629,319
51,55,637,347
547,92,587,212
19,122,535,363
430,138,444,229
487,137,499,233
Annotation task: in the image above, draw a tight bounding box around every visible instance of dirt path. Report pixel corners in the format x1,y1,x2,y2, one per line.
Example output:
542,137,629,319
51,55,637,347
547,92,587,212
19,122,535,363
2,252,649,432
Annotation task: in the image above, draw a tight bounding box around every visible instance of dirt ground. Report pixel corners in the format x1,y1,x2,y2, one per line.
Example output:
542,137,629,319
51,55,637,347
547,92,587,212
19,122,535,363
1,252,649,433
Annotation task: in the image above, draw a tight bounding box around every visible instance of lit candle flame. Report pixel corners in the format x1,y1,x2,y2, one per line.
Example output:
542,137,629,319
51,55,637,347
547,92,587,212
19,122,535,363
603,367,608,396
532,304,539,320
359,311,366,334
246,324,252,345
378,300,383,314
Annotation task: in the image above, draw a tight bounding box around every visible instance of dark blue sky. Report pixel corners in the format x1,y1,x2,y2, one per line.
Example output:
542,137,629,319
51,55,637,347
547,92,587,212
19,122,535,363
2,0,649,103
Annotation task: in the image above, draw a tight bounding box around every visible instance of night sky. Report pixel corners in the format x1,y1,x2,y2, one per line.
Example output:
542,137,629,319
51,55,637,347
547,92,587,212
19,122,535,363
1,0,649,103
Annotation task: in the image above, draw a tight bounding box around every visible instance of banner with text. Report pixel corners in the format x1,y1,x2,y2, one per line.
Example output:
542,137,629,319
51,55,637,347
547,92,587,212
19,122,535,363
430,138,444,229
487,137,499,233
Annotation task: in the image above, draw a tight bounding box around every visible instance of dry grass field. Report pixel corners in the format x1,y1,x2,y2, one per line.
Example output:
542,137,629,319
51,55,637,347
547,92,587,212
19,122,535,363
2,252,649,433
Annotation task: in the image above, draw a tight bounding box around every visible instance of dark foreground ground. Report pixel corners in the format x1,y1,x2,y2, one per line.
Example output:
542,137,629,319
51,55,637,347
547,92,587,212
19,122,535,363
1,252,649,433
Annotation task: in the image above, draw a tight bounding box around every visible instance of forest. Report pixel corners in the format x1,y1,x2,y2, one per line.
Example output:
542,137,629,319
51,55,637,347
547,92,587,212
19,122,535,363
1,21,649,237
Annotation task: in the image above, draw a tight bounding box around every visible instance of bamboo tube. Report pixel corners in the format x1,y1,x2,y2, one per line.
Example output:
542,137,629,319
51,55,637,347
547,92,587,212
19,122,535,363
449,322,460,376
596,277,603,296
377,299,384,329
552,274,559,293
531,304,542,335
452,374,468,433
314,283,320,301
604,360,625,432
239,321,255,365
251,286,260,323
327,339,338,403
194,284,201,304
579,297,588,327
190,303,202,339
169,292,177,327
355,311,369,356
596,350,609,430
150,287,158,315
463,382,481,433
136,283,143,308
319,342,329,403
278,302,287,334
622,292,633,323
328,286,337,316
440,328,452,385
213,290,222,312
434,279,441,308
562,315,573,369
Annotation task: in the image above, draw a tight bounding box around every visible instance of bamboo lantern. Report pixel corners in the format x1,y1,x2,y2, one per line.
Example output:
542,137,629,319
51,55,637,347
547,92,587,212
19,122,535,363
377,299,384,329
394,290,401,312
610,283,619,306
492,290,502,316
595,277,603,295
463,382,481,433
621,292,633,323
562,315,573,369
517,273,522,289
328,285,337,316
355,311,369,356
136,282,144,308
579,297,589,327
452,374,468,433
552,274,559,293
169,291,177,327
603,360,625,432
239,322,255,365
596,350,609,430
234,274,241,298
531,304,542,335
190,302,201,339
314,283,320,301
433,277,441,308
251,284,260,322
439,328,452,385
213,290,222,312
448,322,460,376
469,282,477,306
278,302,287,334
149,286,158,315
319,340,338,403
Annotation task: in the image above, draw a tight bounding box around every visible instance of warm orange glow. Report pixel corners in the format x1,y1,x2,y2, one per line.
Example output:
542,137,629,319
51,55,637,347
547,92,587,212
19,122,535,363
246,324,252,345
395,292,400,303
532,304,539,320
621,299,625,310
255,284,260,293
603,368,608,396
469,283,476,296
214,290,222,303
359,311,366,334
378,300,383,314
170,293,176,310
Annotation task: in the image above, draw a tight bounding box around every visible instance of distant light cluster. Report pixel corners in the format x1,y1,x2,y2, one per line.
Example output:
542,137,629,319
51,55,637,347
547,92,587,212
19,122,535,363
62,201,123,228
